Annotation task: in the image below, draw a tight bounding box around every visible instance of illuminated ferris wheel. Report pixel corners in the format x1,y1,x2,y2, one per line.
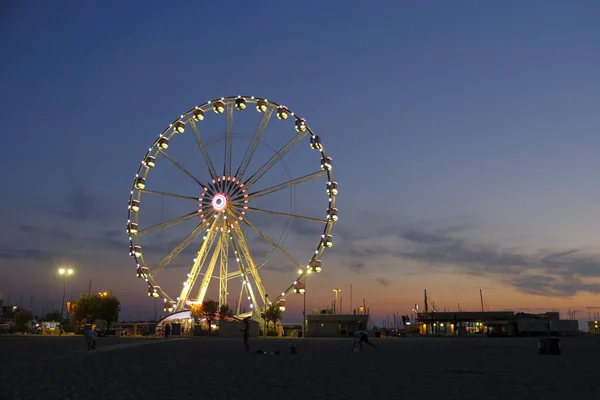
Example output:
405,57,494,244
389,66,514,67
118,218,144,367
126,96,338,317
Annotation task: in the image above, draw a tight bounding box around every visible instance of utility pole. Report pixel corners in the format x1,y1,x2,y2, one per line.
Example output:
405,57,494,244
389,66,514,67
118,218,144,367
479,289,484,312
350,285,353,314
424,289,428,313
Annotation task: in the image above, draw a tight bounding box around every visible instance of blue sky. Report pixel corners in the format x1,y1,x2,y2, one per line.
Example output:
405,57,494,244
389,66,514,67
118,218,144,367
1,1,600,324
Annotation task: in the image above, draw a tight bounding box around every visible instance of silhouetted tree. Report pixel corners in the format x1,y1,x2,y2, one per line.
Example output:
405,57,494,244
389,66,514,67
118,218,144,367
202,299,219,335
263,305,283,334
14,309,33,333
43,311,62,322
98,295,120,330
72,294,120,331
219,303,234,318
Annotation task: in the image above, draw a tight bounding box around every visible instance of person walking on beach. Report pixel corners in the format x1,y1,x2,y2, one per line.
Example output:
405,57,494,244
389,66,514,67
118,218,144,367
83,325,98,351
241,317,250,351
164,324,171,339
352,330,377,352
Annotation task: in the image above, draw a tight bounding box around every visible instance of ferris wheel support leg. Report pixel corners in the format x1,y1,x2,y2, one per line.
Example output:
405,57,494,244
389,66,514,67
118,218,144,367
175,218,220,310
195,233,222,306
229,231,262,312
230,221,267,305
236,285,244,315
218,229,229,309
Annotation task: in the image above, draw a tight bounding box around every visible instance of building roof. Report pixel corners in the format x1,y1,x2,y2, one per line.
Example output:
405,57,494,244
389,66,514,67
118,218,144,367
157,310,246,327
307,314,369,322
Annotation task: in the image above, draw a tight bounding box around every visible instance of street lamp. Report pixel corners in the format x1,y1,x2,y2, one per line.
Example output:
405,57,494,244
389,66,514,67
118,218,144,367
333,289,341,314
58,268,74,333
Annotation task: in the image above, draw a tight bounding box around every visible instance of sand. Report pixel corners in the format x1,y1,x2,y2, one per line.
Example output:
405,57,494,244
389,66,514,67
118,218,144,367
1,335,599,400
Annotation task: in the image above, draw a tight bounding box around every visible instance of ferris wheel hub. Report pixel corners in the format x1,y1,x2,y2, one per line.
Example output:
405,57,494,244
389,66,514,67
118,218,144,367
211,193,228,212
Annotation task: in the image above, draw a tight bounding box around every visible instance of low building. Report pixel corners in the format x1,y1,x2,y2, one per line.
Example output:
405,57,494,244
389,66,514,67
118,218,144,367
306,314,369,338
417,311,580,337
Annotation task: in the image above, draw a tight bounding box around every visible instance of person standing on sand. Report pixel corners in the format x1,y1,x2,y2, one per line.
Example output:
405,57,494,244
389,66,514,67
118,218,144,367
241,317,250,351
352,330,377,352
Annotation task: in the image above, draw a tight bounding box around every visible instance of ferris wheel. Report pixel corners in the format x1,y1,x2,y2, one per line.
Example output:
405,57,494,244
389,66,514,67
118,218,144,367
126,96,338,317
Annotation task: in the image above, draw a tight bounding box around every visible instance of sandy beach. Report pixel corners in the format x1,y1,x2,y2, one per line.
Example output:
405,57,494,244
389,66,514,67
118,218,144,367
1,335,599,400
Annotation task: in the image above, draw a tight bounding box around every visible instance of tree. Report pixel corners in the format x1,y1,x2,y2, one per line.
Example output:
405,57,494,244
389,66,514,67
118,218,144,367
202,299,219,335
219,303,234,318
98,295,120,330
43,311,62,322
72,294,101,326
14,309,33,332
264,304,283,333
190,304,203,326
72,293,120,331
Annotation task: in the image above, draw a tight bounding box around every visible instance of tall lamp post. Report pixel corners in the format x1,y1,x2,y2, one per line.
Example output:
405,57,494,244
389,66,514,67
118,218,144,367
58,268,74,331
333,289,341,314
302,284,306,337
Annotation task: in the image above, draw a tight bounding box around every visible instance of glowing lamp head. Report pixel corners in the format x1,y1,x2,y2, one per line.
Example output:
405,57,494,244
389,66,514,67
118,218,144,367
211,193,228,212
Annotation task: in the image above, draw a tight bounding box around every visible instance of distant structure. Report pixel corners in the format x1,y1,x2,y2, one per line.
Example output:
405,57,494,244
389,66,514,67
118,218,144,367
306,312,369,338
588,320,599,335
416,311,580,337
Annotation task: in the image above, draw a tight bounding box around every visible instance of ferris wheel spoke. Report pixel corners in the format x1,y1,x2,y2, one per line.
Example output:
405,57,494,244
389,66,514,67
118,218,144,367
235,105,275,180
140,189,199,202
241,217,304,271
138,211,199,237
158,149,208,188
187,117,218,180
243,170,327,201
244,207,327,224
224,101,234,176
175,215,221,310
229,220,267,304
243,130,309,190
149,220,211,277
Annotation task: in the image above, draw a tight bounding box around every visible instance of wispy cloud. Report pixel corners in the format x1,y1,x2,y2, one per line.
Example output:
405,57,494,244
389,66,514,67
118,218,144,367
376,277,391,287
331,216,600,297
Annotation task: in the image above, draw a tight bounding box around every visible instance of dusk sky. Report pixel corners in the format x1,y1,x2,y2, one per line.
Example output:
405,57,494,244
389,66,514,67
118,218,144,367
1,1,600,325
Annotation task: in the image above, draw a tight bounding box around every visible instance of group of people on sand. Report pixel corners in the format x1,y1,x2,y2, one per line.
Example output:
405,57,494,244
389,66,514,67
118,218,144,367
84,318,376,354
240,317,376,353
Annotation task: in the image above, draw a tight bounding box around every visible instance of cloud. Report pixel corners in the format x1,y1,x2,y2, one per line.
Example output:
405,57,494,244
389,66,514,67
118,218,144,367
56,182,96,220
347,261,367,273
332,216,600,297
376,277,391,286
0,247,53,262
